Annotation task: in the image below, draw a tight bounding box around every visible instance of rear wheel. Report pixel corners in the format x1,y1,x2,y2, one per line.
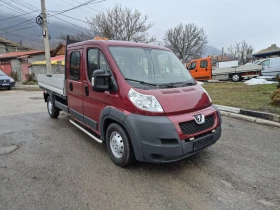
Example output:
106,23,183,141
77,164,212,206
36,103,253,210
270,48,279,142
47,96,60,118
106,123,135,167
231,74,241,82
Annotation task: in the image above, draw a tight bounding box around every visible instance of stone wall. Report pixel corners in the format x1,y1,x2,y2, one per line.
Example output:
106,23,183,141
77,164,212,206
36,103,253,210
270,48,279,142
28,54,46,63
11,59,22,81
29,64,65,80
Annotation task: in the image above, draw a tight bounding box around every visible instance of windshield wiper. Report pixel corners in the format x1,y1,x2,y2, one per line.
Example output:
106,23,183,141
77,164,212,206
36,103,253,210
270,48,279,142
159,81,195,88
124,78,158,87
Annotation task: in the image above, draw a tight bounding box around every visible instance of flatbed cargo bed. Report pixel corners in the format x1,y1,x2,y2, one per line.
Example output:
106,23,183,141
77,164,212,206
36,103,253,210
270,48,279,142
37,74,66,96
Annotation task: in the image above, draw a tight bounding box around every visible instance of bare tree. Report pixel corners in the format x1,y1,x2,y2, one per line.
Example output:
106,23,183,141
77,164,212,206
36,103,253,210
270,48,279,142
87,5,155,43
164,23,208,63
227,41,254,65
59,31,94,42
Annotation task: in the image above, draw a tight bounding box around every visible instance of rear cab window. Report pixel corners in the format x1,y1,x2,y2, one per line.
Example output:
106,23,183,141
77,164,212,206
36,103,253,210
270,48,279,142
70,51,80,80
200,60,208,68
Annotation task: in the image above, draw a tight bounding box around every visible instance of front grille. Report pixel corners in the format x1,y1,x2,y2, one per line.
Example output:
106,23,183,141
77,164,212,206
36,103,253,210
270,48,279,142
0,79,8,84
179,114,215,135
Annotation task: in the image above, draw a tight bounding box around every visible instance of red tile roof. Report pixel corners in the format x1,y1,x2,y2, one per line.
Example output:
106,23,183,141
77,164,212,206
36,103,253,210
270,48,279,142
0,50,45,59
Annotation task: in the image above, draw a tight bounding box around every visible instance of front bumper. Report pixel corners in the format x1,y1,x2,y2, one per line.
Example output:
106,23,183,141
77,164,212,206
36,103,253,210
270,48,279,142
124,106,222,163
0,82,15,87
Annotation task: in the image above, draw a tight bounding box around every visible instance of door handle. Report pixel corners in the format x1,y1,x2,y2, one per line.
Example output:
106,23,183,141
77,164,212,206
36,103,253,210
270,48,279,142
85,86,89,96
206,68,208,71
195,70,197,72
69,82,73,91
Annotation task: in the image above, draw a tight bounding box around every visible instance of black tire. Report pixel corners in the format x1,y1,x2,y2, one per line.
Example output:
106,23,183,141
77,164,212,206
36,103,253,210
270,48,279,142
47,96,60,118
231,73,241,82
106,123,135,167
7,86,11,90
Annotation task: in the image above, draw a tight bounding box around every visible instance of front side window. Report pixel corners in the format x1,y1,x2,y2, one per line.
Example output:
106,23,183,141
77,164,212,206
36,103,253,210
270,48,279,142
87,49,112,80
100,53,112,74
188,62,197,70
87,49,99,80
70,51,80,80
262,60,270,67
108,46,193,86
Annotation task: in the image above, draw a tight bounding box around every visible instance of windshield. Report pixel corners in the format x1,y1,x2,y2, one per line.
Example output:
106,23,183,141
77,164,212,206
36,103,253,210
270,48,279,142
0,70,6,76
254,60,264,65
108,46,193,86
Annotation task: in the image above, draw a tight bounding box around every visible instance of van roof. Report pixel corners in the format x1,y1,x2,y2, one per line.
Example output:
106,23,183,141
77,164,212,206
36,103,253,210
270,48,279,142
68,40,170,51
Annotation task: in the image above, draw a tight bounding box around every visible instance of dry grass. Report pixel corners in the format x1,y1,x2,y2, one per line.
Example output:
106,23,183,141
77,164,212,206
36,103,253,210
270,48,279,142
203,82,280,114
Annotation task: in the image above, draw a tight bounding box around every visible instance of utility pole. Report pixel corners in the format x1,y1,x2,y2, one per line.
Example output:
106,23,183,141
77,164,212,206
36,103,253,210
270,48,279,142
41,0,52,74
221,47,224,62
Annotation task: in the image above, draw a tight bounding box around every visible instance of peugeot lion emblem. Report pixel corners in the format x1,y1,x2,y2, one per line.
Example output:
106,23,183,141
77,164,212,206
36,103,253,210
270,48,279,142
193,114,205,124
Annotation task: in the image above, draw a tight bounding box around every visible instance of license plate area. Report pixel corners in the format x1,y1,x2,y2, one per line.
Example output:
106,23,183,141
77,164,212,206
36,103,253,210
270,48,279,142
193,135,213,151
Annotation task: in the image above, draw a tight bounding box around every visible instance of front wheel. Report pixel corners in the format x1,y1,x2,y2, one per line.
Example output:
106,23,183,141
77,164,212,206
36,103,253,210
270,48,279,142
47,96,60,118
231,74,241,82
106,123,135,167
7,86,11,90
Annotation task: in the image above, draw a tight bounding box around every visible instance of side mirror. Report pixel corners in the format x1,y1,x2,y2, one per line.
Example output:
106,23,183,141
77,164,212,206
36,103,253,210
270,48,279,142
91,69,110,92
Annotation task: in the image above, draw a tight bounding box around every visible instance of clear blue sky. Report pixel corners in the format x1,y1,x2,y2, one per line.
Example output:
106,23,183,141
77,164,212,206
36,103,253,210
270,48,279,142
27,0,280,52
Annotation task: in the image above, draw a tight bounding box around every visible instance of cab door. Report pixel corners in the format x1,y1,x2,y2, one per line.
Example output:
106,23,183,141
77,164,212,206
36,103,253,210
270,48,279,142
198,58,211,80
82,46,113,133
261,59,271,76
187,61,198,79
66,48,84,122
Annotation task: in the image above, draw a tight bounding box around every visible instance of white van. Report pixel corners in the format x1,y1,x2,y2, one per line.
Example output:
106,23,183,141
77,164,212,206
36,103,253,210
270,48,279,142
259,57,280,77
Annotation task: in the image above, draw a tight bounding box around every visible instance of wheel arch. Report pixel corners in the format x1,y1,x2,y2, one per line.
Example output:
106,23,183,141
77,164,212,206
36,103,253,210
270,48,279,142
99,107,144,161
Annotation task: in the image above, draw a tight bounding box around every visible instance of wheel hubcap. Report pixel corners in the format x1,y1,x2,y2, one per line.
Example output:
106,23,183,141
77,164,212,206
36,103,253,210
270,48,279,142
110,131,124,158
48,100,53,114
233,75,239,81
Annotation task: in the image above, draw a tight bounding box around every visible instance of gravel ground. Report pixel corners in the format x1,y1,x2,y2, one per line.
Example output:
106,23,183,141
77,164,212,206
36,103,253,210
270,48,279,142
0,90,279,210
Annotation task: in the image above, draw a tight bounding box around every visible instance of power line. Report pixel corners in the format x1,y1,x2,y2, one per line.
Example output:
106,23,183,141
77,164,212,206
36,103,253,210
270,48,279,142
11,0,36,11
0,0,31,15
70,0,102,13
51,16,89,31
0,2,25,14
14,0,38,10
0,17,35,31
0,10,39,22
6,24,38,32
58,0,92,14
48,11,88,23
0,8,12,16
49,0,101,17
0,0,37,26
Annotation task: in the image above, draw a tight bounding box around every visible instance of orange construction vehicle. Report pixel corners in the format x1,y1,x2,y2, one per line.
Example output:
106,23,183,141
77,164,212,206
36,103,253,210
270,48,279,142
186,57,262,82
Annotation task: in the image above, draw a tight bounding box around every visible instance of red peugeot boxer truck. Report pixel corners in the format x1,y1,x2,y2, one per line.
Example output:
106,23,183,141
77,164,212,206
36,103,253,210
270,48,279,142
38,36,222,167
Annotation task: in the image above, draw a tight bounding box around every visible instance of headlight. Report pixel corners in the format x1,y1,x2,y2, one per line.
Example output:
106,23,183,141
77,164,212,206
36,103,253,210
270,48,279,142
9,78,15,82
128,88,163,112
202,87,212,103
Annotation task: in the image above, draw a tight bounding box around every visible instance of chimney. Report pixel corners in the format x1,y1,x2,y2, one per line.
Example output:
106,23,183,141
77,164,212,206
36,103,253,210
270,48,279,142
271,44,277,49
